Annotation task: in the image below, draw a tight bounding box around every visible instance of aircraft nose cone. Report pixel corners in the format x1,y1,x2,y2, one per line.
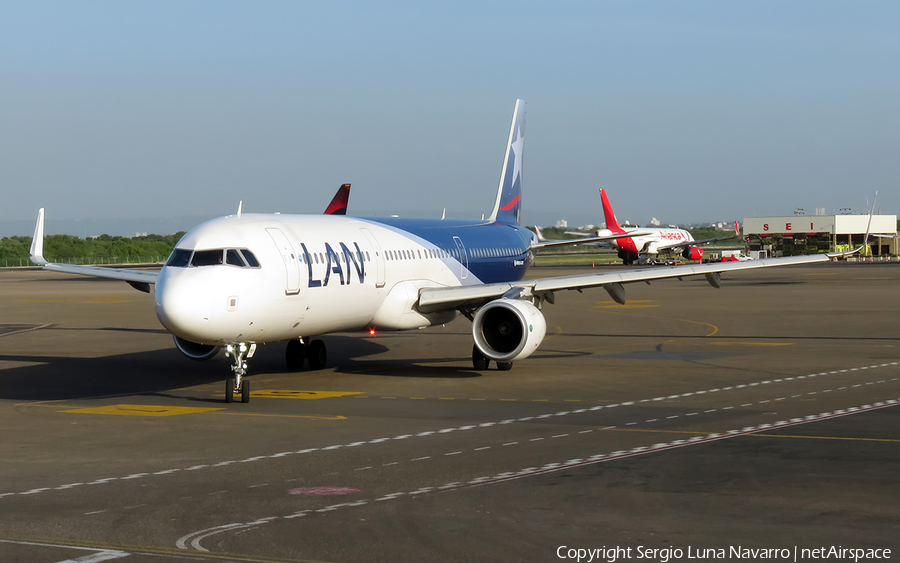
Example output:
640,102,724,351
155,269,213,340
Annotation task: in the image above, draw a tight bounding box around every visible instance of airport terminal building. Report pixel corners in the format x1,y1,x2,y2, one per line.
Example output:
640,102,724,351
742,214,899,257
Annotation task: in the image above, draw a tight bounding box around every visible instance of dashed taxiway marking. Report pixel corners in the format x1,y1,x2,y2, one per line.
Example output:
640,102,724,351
6,365,899,501
176,400,899,552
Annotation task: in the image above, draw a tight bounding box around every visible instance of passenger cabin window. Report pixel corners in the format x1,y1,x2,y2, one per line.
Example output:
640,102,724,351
166,249,192,267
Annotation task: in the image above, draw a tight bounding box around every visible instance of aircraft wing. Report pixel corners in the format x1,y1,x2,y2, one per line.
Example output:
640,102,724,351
531,226,648,250
29,209,160,293
532,231,648,250
416,253,829,313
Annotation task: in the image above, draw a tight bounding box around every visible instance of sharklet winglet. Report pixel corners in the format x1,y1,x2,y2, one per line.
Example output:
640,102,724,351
29,208,47,266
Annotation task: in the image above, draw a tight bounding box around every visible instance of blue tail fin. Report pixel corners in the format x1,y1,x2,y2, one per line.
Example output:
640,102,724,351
488,99,525,225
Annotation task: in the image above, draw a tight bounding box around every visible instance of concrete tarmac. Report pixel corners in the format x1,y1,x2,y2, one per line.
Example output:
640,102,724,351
0,263,898,562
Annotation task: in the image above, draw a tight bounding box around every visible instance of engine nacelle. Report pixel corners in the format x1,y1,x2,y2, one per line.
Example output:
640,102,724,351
682,247,704,261
617,249,638,262
173,335,226,361
473,299,547,363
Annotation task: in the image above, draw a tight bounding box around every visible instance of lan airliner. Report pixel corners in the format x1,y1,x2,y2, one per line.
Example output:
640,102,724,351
29,100,856,403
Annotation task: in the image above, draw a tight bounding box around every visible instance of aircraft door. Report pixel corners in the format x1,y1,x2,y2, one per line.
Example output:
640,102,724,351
266,228,301,295
360,228,385,288
453,236,468,280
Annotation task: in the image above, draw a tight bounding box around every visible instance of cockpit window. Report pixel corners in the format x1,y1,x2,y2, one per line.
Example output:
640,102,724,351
166,249,192,267
191,249,224,267
226,249,245,267
240,249,260,268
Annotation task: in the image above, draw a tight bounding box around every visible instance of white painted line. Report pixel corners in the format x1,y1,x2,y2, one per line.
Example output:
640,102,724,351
0,540,129,563
474,446,491,451
444,451,462,456
0,323,51,339
20,488,50,495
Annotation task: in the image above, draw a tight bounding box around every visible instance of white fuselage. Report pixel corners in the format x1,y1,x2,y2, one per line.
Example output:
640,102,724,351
595,227,694,257
154,213,532,346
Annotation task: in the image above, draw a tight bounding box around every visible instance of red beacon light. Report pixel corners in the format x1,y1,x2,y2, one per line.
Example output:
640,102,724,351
368,328,376,336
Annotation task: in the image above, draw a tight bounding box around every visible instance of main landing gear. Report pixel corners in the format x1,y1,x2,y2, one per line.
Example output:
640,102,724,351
225,342,255,403
471,344,512,371
285,338,328,371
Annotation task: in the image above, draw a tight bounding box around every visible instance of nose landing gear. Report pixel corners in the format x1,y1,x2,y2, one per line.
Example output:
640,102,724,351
225,343,256,403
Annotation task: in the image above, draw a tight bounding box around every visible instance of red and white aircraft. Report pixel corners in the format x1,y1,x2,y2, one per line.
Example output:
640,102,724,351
571,189,740,265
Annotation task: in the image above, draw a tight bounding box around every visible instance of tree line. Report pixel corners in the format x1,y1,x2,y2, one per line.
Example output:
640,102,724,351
0,233,185,266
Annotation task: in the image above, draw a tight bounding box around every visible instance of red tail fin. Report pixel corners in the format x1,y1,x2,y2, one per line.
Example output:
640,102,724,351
600,189,624,233
324,184,351,215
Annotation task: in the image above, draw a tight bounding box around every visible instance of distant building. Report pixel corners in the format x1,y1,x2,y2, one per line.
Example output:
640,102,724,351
555,219,568,228
650,217,660,226
743,214,899,256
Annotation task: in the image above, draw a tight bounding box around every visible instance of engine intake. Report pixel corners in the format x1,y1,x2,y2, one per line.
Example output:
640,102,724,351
173,335,225,361
473,299,547,362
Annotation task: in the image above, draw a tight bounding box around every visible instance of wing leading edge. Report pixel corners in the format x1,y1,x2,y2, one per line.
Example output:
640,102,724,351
416,253,831,313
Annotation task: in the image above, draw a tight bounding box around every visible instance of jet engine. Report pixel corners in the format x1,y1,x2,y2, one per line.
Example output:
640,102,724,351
682,247,704,261
173,335,226,361
472,299,547,362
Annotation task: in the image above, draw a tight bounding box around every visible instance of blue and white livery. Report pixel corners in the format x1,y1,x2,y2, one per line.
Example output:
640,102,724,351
30,100,850,403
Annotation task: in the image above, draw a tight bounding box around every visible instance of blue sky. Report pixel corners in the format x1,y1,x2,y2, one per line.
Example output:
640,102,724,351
2,1,899,234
